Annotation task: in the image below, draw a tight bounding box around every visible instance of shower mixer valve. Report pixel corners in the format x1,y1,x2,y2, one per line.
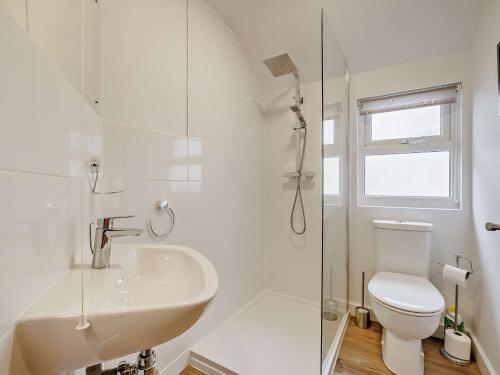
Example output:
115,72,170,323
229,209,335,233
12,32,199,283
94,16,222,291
283,170,315,181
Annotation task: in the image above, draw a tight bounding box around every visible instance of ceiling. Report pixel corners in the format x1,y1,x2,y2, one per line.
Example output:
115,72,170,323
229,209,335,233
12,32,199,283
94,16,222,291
327,0,484,74
206,0,484,90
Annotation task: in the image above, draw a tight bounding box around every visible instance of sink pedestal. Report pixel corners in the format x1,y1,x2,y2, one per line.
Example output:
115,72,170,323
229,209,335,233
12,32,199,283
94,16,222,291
136,349,158,375
86,348,158,375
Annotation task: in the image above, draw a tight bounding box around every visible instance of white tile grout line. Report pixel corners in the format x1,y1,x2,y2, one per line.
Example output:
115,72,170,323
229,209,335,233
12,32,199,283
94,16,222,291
102,118,265,156
0,168,76,179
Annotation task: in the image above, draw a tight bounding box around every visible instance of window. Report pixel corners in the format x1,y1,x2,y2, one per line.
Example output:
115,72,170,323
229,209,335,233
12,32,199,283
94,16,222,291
323,119,335,145
324,157,340,195
358,84,462,209
323,103,342,204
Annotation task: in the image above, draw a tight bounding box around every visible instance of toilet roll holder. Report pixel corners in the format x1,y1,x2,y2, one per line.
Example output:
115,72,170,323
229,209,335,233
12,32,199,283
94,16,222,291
439,254,474,365
439,254,473,279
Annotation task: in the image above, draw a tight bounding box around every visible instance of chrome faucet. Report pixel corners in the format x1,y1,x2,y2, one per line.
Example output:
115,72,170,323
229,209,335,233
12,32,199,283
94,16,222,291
90,216,143,269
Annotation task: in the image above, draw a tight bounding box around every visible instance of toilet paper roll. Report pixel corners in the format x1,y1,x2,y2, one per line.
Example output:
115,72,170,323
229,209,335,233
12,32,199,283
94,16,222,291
444,328,471,361
443,265,469,287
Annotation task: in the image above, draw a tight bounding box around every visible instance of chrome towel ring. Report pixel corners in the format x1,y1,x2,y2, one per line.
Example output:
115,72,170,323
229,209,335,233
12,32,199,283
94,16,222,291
148,199,175,239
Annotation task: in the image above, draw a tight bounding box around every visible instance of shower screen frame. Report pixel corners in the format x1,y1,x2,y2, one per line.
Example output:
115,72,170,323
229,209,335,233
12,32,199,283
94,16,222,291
320,8,351,374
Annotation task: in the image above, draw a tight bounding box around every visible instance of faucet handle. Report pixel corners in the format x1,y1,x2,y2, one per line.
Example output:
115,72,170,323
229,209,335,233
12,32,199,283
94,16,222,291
97,215,135,229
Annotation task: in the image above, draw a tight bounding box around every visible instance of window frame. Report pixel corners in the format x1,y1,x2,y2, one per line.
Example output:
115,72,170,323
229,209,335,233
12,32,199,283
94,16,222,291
364,105,451,146
357,85,462,209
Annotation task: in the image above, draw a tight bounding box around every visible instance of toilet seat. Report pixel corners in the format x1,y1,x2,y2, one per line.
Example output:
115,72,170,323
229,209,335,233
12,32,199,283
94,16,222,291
368,272,444,316
371,295,441,317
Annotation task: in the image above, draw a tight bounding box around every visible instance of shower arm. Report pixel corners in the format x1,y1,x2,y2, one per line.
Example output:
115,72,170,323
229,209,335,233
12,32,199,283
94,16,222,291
293,72,303,106
292,73,304,172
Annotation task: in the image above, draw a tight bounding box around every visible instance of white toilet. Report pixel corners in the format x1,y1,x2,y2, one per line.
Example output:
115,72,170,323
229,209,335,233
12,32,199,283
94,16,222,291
368,220,445,375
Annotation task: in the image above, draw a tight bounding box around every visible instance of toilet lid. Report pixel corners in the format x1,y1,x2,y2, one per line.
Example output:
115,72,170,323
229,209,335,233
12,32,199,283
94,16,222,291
368,272,444,314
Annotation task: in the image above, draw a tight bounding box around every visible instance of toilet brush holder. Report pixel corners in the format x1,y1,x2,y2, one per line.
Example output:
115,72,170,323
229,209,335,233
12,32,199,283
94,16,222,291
323,299,339,321
322,266,339,321
355,271,370,329
355,306,370,329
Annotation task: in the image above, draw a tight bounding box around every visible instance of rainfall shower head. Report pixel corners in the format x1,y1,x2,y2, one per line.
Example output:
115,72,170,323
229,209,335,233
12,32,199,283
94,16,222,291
262,53,299,80
264,53,306,127
263,52,303,104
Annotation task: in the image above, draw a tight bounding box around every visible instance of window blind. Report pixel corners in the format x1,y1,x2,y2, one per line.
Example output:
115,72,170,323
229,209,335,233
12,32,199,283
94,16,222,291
324,102,342,119
358,83,461,115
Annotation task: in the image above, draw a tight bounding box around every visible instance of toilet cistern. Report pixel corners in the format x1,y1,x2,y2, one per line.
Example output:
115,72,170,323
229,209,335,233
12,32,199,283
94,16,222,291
90,215,143,269
368,219,444,375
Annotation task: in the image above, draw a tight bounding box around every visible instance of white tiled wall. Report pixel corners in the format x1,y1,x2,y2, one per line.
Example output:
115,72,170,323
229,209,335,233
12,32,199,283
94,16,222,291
264,82,324,302
97,0,267,368
265,76,350,306
1,0,338,373
28,0,84,92
0,0,267,371
0,5,103,372
0,0,100,111
99,0,187,136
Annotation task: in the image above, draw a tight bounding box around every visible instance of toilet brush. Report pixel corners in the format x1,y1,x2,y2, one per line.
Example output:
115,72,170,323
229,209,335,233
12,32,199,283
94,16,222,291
355,271,370,329
322,266,338,321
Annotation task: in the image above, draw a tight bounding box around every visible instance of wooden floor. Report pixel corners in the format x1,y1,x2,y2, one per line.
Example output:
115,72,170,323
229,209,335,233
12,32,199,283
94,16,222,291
334,318,481,375
180,318,481,375
180,365,207,375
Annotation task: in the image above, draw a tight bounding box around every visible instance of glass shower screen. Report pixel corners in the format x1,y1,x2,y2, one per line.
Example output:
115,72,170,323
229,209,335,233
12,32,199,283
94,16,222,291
321,9,350,374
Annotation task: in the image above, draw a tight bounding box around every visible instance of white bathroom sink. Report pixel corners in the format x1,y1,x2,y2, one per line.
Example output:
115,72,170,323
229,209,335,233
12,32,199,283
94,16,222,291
13,244,218,374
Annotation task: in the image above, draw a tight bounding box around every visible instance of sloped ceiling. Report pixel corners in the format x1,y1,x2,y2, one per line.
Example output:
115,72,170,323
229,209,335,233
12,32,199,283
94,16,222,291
206,0,339,91
327,0,483,74
206,0,484,90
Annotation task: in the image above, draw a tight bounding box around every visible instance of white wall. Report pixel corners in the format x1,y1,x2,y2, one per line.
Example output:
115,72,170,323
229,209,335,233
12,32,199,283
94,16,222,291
0,0,100,111
0,0,267,372
0,5,103,373
264,76,349,306
264,82,323,302
471,0,500,373
348,52,477,326
97,0,267,370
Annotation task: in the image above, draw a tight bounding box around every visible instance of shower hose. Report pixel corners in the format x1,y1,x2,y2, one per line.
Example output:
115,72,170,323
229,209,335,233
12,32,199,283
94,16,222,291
290,126,307,235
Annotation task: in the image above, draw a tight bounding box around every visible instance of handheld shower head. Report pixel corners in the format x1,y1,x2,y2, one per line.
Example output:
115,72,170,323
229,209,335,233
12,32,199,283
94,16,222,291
290,105,307,128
